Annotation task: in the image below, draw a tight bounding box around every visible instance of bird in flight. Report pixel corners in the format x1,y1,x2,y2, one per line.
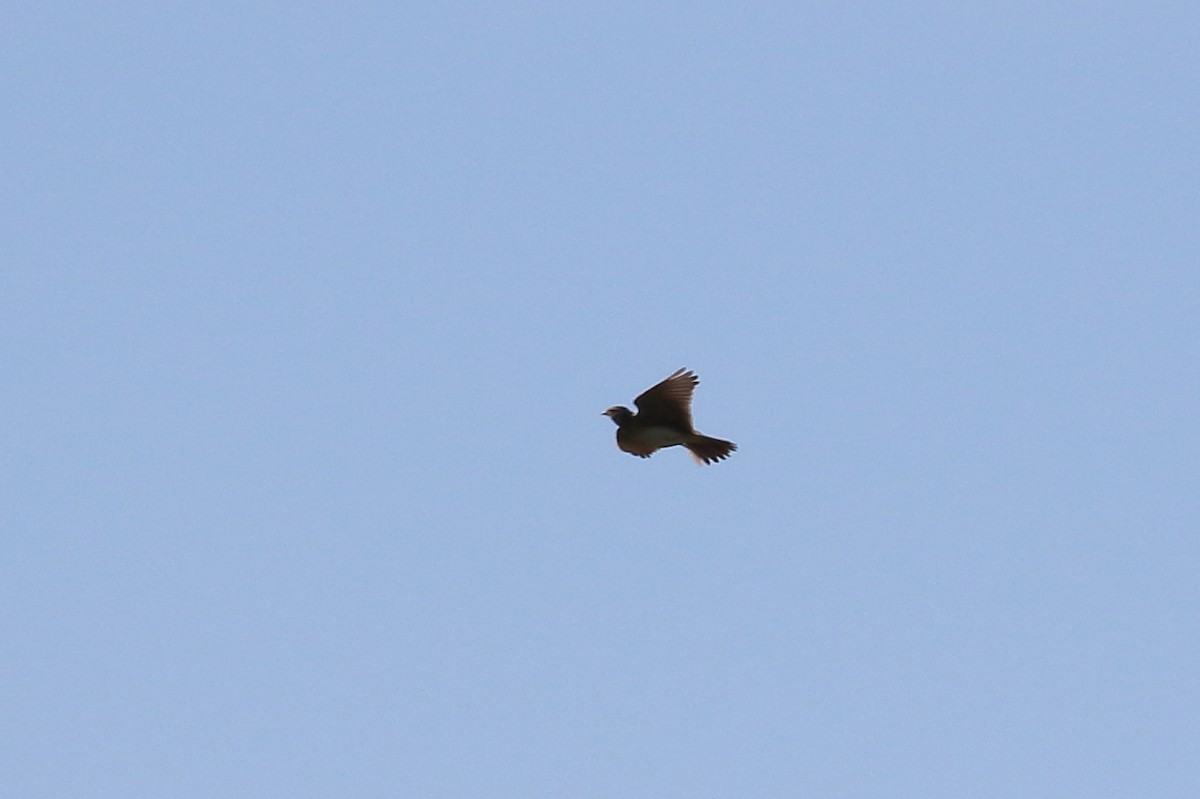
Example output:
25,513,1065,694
603,368,737,465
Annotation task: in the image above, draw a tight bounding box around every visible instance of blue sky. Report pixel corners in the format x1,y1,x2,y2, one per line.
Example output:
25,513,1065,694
4,3,1198,796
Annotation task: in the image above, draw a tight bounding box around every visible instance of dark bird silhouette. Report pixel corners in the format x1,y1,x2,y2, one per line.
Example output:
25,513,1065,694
603,368,737,465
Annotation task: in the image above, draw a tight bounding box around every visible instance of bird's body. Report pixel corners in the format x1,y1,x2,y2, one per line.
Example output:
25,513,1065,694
603,368,736,465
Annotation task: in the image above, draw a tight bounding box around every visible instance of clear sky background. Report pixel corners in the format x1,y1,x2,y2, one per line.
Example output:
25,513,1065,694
4,3,1198,797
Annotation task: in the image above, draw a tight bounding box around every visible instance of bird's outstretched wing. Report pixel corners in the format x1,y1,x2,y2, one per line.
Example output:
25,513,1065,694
633,368,697,431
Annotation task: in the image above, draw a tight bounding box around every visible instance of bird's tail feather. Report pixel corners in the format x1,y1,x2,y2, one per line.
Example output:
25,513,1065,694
685,435,737,465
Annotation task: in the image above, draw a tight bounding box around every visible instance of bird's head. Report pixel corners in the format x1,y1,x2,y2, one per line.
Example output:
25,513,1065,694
603,406,633,425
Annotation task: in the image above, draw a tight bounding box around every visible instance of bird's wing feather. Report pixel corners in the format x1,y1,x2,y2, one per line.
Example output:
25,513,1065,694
633,368,697,431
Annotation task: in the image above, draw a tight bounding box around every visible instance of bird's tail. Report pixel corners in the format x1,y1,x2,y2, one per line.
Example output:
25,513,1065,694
685,434,737,465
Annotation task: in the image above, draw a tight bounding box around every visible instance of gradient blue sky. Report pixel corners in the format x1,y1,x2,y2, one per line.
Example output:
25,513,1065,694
4,3,1199,797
